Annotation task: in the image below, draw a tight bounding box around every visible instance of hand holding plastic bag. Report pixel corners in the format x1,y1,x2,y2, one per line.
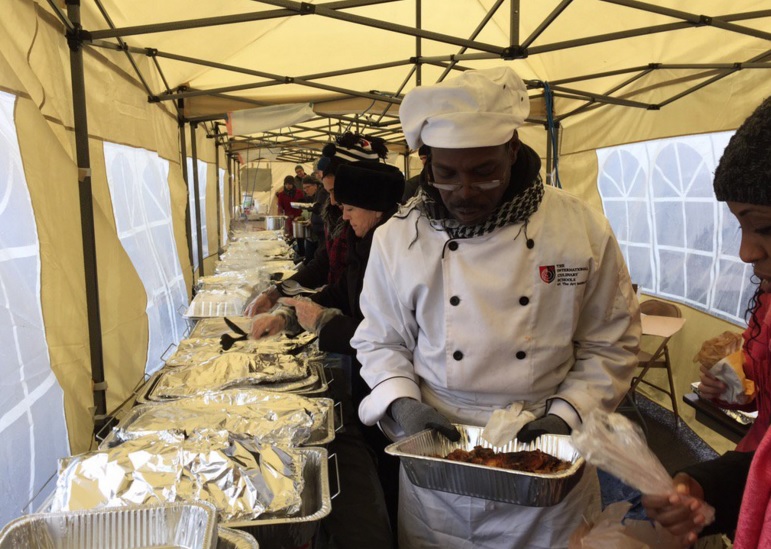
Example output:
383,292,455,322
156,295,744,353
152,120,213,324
571,410,715,539
482,402,536,446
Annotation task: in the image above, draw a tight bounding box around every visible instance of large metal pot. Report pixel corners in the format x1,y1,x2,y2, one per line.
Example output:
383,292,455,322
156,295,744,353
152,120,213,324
264,215,286,231
293,220,308,239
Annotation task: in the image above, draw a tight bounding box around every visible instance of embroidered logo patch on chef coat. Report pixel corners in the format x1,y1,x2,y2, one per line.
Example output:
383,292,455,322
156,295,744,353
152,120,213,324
540,264,589,286
539,265,556,284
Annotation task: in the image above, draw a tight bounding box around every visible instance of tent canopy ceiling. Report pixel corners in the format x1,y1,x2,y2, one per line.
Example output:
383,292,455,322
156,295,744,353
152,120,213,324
57,0,770,160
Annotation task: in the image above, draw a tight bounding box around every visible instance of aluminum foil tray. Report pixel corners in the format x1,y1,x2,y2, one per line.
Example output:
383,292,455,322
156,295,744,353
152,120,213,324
386,425,585,507
217,527,259,549
136,362,328,405
0,502,218,549
223,447,330,549
100,392,335,448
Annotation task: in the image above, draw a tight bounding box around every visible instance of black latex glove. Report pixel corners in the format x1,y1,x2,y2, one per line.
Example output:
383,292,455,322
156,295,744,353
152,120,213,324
516,414,571,443
389,398,461,442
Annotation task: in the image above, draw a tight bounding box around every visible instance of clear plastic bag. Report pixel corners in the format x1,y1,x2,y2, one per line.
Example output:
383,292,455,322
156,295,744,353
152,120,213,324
572,410,672,495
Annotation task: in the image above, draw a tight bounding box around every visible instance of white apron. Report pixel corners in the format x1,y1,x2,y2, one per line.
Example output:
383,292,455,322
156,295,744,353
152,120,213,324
397,384,600,549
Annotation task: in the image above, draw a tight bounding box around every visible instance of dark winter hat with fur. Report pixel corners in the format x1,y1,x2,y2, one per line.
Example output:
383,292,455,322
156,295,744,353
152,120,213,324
319,132,389,177
714,96,771,205
335,161,405,212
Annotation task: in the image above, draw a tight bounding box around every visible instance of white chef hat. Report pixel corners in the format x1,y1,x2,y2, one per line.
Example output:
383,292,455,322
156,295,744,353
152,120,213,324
400,66,530,150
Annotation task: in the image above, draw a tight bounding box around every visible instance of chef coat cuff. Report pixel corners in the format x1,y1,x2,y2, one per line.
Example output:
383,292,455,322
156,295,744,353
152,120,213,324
546,399,582,431
358,376,421,427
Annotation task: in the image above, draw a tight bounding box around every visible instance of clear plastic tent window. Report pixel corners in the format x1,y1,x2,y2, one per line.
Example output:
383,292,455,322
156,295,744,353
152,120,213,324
0,91,70,524
597,132,753,326
104,142,189,374
186,157,209,269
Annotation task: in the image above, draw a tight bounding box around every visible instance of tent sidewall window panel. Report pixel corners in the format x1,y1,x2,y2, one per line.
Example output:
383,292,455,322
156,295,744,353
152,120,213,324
598,131,753,326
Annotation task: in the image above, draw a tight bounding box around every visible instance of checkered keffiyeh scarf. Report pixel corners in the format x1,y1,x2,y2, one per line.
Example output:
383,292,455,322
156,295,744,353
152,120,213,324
413,174,544,239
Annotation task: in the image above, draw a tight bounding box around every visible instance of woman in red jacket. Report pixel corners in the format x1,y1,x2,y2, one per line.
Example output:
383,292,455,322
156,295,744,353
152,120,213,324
275,175,304,237
643,96,771,549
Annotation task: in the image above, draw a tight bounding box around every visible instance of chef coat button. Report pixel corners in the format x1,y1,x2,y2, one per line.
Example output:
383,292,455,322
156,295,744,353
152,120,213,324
448,241,459,251
453,350,464,361
519,296,529,306
526,238,535,249
516,351,527,360
450,296,460,306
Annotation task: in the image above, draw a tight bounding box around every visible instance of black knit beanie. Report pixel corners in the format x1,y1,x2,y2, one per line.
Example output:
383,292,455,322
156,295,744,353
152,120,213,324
713,96,771,205
335,161,405,212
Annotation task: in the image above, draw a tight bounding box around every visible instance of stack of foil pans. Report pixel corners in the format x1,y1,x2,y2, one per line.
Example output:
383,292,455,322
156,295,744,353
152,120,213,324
386,425,585,507
0,501,218,549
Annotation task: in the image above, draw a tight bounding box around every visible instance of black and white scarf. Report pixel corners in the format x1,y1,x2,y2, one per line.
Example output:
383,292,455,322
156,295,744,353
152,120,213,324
411,174,545,239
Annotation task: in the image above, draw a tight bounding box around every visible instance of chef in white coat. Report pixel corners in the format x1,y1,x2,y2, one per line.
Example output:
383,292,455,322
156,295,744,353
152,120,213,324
352,66,642,548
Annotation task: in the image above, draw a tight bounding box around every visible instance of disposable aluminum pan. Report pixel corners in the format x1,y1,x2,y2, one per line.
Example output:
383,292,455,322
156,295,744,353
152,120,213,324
136,362,328,405
217,527,259,549
99,393,335,448
0,501,218,549
386,425,585,507
223,447,331,549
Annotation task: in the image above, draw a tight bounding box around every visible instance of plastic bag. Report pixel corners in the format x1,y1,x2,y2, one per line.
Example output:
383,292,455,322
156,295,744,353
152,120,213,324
568,502,681,549
572,411,715,529
692,331,743,368
572,410,672,496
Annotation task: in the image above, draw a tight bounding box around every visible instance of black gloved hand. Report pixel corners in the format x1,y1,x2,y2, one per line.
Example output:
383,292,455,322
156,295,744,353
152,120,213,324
389,398,461,441
516,414,571,443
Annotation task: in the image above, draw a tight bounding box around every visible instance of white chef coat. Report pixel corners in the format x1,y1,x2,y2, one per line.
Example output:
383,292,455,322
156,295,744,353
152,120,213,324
352,185,641,548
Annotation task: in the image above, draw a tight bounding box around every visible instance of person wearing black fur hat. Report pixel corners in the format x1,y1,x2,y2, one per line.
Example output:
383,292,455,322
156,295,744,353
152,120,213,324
352,66,640,549
250,161,404,549
244,132,388,316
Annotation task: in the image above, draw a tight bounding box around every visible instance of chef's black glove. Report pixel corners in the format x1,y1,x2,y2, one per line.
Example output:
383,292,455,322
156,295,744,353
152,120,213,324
516,414,571,443
389,398,461,442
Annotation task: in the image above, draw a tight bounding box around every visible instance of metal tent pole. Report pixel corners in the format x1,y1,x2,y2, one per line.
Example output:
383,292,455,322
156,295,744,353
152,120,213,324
64,0,108,431
214,139,222,252
178,114,195,281
189,123,205,278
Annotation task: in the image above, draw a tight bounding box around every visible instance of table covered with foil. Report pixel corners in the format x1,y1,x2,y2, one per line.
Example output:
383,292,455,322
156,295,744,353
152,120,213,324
103,389,333,448
51,431,305,522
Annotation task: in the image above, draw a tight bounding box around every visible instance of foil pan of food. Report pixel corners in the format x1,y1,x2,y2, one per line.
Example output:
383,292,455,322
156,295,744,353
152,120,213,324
149,353,310,399
49,432,306,523
223,447,331,549
137,360,327,404
100,390,334,448
166,332,318,366
0,502,218,549
386,425,585,507
217,527,259,549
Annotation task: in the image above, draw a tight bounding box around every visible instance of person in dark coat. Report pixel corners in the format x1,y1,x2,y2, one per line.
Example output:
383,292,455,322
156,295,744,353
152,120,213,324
244,132,389,315
251,161,405,549
401,144,430,203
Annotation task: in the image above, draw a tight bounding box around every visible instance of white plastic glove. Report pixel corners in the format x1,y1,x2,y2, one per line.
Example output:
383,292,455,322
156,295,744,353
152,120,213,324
249,313,286,339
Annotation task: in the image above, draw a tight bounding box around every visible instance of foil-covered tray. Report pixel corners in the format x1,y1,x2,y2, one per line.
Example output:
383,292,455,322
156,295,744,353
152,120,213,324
386,425,585,507
0,501,218,549
137,361,328,404
101,390,335,448
223,447,331,549
149,354,311,399
218,527,259,549
49,434,306,523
